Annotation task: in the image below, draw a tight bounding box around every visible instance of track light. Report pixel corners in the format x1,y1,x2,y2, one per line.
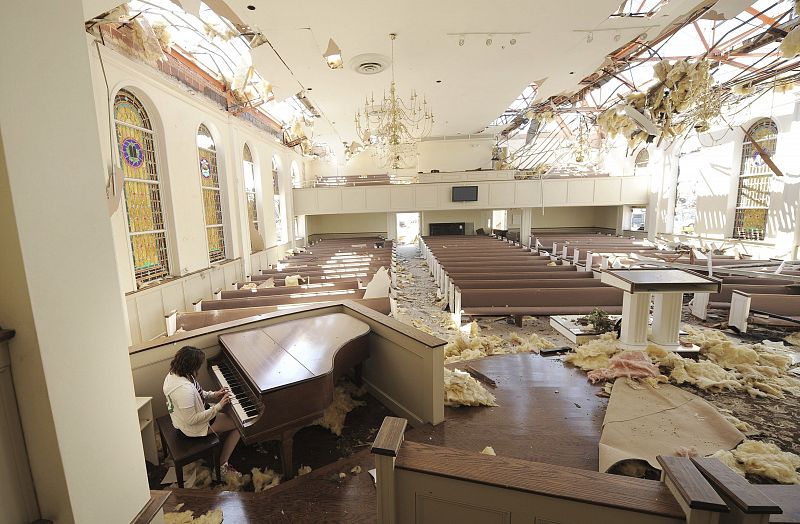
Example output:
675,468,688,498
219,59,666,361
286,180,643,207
486,36,492,46
323,38,343,69
586,32,594,43
458,36,465,46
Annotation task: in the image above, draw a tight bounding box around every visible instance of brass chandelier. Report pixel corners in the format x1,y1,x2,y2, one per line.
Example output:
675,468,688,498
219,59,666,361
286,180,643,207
354,33,434,170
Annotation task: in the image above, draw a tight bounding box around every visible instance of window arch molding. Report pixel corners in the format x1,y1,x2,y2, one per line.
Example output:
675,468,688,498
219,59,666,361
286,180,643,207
633,148,649,176
196,121,230,263
242,141,263,251
272,155,287,245
112,85,174,287
732,117,778,241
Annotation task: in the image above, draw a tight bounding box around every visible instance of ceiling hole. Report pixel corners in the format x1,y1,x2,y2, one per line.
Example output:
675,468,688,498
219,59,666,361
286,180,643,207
307,87,313,91
569,71,575,75
436,80,442,83
247,5,256,10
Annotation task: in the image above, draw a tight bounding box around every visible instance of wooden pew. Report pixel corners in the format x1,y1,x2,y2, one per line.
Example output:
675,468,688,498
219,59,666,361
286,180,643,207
168,298,391,333
690,284,800,319
454,286,624,325
729,291,800,333
201,289,367,311
222,281,359,299
454,279,607,289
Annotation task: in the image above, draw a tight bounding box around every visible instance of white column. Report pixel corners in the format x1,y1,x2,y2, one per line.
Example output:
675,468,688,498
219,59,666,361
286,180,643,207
521,207,532,247
619,292,651,349
0,3,151,522
386,212,397,241
651,293,683,347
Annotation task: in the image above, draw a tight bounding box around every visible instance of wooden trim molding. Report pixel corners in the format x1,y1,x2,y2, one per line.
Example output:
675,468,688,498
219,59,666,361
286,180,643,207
396,441,684,519
371,417,407,457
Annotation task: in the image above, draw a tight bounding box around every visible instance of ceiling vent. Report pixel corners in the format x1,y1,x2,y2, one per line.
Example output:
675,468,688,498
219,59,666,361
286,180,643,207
349,53,390,75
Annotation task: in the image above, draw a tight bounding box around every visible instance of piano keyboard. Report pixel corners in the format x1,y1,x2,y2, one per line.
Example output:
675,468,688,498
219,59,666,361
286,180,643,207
211,364,260,424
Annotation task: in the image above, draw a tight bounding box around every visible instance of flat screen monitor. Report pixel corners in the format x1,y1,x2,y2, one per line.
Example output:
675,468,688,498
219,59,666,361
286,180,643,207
451,186,478,202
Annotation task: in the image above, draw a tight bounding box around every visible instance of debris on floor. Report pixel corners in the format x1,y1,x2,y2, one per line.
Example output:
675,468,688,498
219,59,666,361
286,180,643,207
164,509,223,524
444,368,498,407
713,439,800,484
297,465,312,476
251,467,281,492
481,446,496,456
312,380,367,436
350,465,362,475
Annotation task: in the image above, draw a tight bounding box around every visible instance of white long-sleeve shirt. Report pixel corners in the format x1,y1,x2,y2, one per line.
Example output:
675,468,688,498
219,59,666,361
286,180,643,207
163,372,221,437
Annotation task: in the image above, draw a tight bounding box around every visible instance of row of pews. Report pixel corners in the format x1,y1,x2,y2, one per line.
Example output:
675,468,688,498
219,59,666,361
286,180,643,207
165,238,393,335
419,235,625,326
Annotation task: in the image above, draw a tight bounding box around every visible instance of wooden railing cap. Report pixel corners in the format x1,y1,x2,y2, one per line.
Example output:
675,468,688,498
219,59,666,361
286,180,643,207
692,457,782,514
371,416,407,457
656,455,728,512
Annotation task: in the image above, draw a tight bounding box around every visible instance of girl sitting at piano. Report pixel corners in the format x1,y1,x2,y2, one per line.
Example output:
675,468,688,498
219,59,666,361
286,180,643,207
163,345,242,478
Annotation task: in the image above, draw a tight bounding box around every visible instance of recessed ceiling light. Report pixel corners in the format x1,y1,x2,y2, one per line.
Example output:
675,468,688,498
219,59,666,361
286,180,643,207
510,38,517,45
247,5,256,10
458,37,465,46
486,37,492,46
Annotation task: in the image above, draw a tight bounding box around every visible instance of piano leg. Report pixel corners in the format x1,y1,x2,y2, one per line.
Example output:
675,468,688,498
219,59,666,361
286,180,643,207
281,430,295,479
354,363,364,386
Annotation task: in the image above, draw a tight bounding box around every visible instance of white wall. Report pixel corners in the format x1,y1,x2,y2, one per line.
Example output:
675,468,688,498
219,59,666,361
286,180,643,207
1,7,151,521
306,212,389,236
529,206,621,229
87,43,304,295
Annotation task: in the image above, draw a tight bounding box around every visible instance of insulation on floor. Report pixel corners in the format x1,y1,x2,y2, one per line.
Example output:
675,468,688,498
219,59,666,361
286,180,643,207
312,381,367,435
481,446,496,456
565,333,620,371
251,467,281,492
444,368,498,407
715,440,800,484
165,509,223,524
599,379,744,473
586,350,664,384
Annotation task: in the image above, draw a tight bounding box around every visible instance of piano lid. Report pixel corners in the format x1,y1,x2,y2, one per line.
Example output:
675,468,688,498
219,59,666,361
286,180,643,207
218,313,370,394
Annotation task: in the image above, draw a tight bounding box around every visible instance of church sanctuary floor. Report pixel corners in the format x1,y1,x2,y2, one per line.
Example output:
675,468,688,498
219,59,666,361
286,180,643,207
161,352,608,522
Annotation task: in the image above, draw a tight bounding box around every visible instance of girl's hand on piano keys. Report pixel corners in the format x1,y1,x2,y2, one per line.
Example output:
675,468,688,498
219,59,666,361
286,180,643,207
209,388,227,401
217,392,232,408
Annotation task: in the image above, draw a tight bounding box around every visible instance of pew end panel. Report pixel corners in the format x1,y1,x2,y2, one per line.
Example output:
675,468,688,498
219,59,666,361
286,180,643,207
131,302,445,427
728,291,752,333
370,417,688,524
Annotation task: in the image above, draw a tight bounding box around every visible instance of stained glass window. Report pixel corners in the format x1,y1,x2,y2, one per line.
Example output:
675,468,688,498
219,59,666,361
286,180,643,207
114,89,170,286
243,144,262,252
273,156,287,244
733,119,777,241
198,124,226,263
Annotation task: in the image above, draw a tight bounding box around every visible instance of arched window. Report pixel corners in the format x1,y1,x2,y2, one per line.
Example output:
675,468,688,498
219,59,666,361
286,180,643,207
634,148,649,176
291,161,301,188
272,156,287,244
197,124,226,263
114,89,170,286
242,144,260,244
733,119,777,240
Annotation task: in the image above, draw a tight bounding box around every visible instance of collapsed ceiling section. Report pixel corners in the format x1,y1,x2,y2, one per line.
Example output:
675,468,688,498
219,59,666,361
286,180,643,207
497,0,800,172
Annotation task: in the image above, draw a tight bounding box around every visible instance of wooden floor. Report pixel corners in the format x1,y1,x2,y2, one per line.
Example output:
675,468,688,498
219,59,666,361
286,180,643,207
409,353,607,470
163,353,607,522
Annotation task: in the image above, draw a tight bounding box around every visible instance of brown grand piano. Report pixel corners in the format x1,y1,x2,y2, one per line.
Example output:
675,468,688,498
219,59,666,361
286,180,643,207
207,313,370,478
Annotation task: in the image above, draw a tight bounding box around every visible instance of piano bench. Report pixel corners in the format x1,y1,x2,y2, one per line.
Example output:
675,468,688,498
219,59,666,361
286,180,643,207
156,415,221,488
